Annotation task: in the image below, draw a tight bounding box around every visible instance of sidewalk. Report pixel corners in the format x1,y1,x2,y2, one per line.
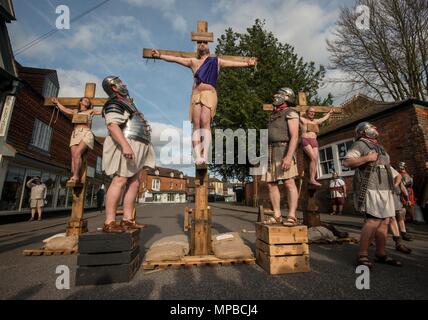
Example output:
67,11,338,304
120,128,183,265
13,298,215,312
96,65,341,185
209,202,428,238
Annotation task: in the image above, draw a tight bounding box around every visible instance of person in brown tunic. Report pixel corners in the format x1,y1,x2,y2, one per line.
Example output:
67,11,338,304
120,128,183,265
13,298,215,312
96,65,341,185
52,97,102,184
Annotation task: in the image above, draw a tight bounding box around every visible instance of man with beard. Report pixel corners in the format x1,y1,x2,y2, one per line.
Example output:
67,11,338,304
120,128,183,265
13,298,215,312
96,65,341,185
151,42,256,164
101,76,156,233
343,122,402,268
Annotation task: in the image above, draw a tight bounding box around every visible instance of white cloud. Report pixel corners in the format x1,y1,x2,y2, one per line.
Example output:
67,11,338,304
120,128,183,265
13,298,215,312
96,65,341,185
211,0,339,65
123,0,188,34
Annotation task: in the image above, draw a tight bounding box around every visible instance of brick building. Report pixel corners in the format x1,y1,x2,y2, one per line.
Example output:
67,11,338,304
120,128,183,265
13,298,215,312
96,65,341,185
0,63,106,214
139,166,186,203
246,95,428,214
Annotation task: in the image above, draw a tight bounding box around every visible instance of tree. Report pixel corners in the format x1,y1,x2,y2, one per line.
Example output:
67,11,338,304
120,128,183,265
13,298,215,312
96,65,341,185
210,20,331,183
327,0,428,101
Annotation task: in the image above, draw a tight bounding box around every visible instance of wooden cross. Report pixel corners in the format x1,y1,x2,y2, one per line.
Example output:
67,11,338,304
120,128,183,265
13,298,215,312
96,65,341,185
144,20,256,257
263,91,343,115
259,91,343,227
142,20,256,64
44,83,107,236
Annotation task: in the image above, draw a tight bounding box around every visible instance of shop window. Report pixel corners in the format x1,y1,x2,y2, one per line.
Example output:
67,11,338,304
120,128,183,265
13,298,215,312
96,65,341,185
0,167,25,211
56,176,69,208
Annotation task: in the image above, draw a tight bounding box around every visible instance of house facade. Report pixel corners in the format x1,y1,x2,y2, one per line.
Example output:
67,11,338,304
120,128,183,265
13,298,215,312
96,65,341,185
139,167,187,203
0,63,106,215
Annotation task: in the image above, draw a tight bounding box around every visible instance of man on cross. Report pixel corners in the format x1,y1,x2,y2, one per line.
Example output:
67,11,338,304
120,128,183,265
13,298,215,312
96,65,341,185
151,42,256,164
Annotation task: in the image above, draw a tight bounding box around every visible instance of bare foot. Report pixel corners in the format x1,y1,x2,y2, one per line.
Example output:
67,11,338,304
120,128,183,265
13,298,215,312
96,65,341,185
310,180,322,187
195,157,205,165
67,176,79,184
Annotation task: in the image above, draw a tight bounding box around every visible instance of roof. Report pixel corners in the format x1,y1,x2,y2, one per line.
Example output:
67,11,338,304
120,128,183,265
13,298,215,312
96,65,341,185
319,95,428,137
145,166,185,179
0,0,16,22
15,62,59,97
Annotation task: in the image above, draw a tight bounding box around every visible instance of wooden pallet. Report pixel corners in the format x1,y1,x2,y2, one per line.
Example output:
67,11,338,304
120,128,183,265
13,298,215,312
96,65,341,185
143,255,256,270
23,248,77,256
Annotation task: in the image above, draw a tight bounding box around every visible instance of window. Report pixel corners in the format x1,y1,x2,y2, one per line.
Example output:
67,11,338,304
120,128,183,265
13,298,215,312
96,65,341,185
152,179,160,191
96,157,102,174
318,139,355,179
319,146,335,176
170,182,173,189
0,166,25,211
42,78,59,97
337,140,355,173
30,119,52,152
167,194,175,202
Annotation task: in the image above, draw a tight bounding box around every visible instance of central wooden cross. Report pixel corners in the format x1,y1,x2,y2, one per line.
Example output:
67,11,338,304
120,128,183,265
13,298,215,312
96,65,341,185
44,83,107,236
142,21,256,262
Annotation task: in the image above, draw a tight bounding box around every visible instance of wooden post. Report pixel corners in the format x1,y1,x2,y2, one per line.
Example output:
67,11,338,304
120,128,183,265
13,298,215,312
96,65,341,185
190,164,212,256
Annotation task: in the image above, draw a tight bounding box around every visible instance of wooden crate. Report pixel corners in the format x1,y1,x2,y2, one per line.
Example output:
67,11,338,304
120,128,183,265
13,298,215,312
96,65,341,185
256,249,310,275
256,240,309,256
255,223,308,245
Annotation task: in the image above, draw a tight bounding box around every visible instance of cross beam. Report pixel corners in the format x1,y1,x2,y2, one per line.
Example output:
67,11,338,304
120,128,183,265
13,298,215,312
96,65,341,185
43,83,108,108
142,20,257,64
262,92,343,113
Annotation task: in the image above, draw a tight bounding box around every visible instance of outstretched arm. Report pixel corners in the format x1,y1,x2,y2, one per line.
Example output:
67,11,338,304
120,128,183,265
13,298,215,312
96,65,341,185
151,49,192,68
314,109,333,124
219,57,257,69
92,108,103,116
51,98,76,116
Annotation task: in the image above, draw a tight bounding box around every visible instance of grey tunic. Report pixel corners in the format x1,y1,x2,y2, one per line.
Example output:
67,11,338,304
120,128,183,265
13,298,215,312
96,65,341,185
344,139,399,218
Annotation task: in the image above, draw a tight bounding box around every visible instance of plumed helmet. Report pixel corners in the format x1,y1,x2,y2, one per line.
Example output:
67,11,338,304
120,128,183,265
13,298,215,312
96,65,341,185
355,122,379,139
102,76,128,97
273,87,295,106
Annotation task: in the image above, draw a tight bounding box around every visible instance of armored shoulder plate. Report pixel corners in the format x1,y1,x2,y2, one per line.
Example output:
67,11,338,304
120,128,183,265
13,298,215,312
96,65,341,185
102,99,135,117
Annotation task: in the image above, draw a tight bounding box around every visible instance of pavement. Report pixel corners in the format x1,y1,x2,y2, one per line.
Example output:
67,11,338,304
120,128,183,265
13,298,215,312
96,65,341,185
0,202,427,300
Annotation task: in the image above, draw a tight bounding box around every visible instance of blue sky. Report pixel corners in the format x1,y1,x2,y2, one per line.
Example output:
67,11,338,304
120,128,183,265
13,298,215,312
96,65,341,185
8,0,356,176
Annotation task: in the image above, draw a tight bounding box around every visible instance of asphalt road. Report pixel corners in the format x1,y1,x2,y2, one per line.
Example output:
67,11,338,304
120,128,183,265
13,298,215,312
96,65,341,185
0,203,427,300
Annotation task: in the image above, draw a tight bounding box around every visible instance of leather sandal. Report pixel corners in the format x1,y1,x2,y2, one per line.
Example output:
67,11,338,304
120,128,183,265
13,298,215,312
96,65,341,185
103,221,126,233
356,255,373,269
396,243,412,254
263,216,283,225
375,255,402,267
283,216,298,227
120,219,146,229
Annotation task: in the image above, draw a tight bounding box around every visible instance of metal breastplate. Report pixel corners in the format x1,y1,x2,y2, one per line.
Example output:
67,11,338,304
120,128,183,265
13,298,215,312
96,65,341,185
268,109,291,143
123,113,151,144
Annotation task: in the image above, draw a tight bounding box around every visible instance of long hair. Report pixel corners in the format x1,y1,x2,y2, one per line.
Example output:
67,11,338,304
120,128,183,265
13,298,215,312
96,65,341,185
77,97,92,112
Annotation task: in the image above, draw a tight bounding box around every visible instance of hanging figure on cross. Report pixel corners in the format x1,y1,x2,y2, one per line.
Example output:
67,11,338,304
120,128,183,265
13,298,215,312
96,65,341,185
149,21,257,164
51,96,102,184
300,106,334,187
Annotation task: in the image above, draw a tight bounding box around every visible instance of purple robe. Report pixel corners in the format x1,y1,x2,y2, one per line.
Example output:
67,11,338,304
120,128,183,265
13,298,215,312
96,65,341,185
194,56,219,88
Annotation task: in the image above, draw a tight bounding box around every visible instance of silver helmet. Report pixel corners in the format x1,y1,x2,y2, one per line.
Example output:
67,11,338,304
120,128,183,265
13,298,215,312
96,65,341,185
355,122,379,139
273,87,295,106
102,76,129,97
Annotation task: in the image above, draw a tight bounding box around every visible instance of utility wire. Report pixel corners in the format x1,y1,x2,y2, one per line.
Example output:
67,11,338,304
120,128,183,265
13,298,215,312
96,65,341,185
15,0,112,56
